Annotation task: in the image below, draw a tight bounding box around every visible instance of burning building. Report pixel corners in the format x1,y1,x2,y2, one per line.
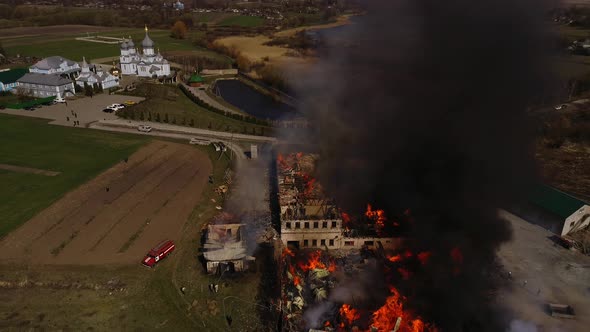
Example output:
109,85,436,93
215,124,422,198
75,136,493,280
203,223,255,274
277,152,399,251
276,152,423,331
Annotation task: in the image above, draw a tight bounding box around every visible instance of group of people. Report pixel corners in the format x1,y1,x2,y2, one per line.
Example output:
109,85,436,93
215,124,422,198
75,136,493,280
208,283,219,293
66,109,80,126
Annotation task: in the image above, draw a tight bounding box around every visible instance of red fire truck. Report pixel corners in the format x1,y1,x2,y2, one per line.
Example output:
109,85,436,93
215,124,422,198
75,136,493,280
142,240,175,267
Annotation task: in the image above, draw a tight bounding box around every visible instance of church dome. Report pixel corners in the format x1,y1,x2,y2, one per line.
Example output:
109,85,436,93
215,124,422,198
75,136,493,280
127,38,135,48
142,33,155,48
120,41,129,50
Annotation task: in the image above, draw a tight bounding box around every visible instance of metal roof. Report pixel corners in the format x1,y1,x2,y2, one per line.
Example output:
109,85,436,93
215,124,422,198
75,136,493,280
31,56,77,70
189,74,204,83
17,73,73,86
0,68,28,84
529,184,588,219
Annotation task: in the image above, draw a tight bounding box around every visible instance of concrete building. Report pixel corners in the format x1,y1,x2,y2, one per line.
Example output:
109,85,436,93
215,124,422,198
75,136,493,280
75,57,119,90
0,68,27,92
119,26,171,78
16,73,75,98
29,56,81,78
203,223,255,274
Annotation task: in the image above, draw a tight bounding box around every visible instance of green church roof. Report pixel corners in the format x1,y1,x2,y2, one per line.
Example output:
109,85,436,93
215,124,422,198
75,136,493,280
0,68,28,84
189,74,204,83
529,184,587,219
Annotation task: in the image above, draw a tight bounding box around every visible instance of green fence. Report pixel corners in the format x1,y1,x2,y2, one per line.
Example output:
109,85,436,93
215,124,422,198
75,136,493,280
3,96,56,109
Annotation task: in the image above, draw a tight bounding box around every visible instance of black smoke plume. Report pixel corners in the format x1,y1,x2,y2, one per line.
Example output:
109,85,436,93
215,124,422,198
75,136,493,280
294,0,552,330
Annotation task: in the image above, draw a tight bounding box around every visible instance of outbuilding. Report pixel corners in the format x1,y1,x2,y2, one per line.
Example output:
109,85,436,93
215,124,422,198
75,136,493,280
189,74,205,87
0,68,27,92
529,184,590,236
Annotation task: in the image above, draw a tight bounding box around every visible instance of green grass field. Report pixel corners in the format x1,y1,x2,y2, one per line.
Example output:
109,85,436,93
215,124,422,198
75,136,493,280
0,114,147,237
122,83,273,136
219,15,265,28
1,28,225,62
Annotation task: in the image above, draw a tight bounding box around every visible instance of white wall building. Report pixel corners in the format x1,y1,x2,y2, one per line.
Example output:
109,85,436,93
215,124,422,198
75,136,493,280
120,26,171,78
29,56,81,77
16,73,75,98
75,57,119,90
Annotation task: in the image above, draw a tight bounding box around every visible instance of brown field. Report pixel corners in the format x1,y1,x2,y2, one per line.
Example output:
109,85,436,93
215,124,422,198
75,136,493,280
0,25,117,39
0,140,212,265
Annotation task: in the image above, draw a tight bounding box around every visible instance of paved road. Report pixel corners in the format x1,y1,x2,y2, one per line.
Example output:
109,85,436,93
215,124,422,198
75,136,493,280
182,83,244,116
92,119,276,144
497,209,590,331
91,120,252,170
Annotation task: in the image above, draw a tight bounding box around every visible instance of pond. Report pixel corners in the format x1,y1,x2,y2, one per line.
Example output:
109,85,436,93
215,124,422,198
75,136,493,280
213,79,299,121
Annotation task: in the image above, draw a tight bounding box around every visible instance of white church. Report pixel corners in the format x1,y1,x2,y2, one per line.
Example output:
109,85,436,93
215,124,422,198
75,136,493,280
120,26,170,78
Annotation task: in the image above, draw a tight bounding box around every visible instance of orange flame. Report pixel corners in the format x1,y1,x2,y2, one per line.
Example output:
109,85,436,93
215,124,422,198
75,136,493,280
298,250,327,272
365,204,387,234
328,259,337,272
282,247,295,258
288,264,301,286
340,304,361,325
388,254,402,263
370,287,437,332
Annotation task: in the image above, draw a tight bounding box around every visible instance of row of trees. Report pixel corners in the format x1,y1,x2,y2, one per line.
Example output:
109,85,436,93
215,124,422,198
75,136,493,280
118,108,269,136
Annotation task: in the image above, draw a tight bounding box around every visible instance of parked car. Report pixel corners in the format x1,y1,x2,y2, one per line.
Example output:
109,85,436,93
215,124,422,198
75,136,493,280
107,104,124,111
212,143,220,151
554,104,568,110
102,108,115,113
54,97,66,103
138,125,152,132
123,100,136,106
141,240,175,267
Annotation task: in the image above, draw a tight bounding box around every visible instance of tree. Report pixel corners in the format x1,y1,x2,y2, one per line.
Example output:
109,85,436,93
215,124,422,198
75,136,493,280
190,118,194,127
171,21,188,39
156,113,161,122
164,113,169,123
139,112,144,120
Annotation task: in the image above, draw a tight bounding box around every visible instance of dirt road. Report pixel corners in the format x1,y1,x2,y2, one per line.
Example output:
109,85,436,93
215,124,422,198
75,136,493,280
0,140,212,265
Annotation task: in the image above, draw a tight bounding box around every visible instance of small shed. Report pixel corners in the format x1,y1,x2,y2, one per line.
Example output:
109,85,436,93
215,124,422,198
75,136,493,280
0,68,28,92
188,74,205,87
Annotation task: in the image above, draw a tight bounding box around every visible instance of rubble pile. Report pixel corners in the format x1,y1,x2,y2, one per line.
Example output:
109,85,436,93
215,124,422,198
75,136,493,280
282,249,338,331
